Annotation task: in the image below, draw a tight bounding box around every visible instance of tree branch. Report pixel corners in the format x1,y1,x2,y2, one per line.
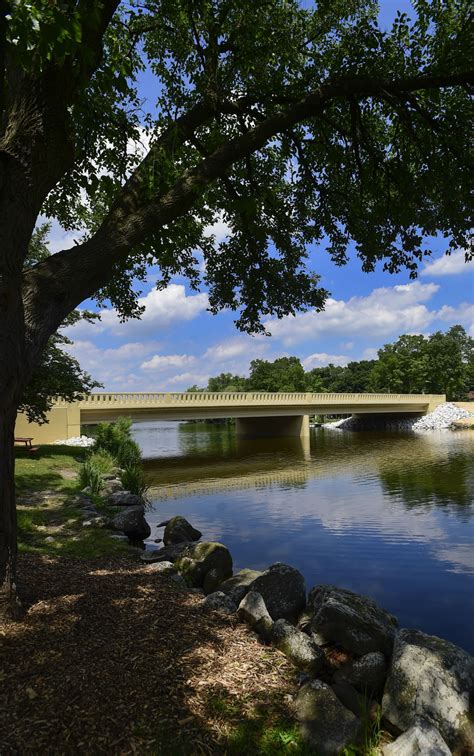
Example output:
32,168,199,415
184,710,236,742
23,69,474,347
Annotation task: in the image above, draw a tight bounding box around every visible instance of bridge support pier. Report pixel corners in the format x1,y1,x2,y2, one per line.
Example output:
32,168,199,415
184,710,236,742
235,414,310,438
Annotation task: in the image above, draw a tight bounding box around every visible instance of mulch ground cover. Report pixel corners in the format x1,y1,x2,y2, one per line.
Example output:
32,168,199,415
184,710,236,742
0,555,299,755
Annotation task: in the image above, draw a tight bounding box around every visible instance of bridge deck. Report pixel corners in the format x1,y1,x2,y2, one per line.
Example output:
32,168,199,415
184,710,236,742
74,391,444,423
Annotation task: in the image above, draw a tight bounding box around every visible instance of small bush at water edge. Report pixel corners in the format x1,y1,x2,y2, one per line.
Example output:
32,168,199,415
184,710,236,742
79,458,104,495
120,465,150,500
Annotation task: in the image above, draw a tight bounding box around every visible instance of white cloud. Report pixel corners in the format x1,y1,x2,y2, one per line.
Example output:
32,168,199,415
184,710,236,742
265,282,440,346
141,354,196,371
204,215,231,244
204,337,266,362
91,284,208,338
302,352,350,369
362,347,379,360
422,250,474,277
167,371,211,387
436,302,474,328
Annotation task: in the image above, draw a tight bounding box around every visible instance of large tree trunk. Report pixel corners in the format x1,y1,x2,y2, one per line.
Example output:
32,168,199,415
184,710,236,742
0,403,23,619
0,257,29,620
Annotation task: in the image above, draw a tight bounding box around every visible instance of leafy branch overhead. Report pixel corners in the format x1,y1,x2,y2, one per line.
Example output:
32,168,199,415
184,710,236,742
2,0,471,355
19,226,102,423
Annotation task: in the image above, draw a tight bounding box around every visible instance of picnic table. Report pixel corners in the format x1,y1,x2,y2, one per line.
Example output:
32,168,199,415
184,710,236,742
14,437,38,452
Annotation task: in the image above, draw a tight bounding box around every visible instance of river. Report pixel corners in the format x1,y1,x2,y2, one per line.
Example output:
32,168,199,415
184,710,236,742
132,421,474,653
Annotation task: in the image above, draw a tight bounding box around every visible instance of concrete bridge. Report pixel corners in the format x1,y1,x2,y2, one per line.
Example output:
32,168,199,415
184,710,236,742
15,391,445,444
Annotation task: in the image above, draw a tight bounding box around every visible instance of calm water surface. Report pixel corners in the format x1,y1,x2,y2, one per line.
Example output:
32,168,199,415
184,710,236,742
132,421,474,653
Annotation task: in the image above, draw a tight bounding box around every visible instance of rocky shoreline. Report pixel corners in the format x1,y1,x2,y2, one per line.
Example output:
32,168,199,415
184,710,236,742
75,464,474,754
132,515,474,756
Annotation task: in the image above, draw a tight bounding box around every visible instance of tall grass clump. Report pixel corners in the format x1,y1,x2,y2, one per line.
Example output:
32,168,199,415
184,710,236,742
79,458,105,495
120,465,150,500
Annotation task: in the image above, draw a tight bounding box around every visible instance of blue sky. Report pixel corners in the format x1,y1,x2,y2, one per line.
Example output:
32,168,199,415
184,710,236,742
48,1,473,391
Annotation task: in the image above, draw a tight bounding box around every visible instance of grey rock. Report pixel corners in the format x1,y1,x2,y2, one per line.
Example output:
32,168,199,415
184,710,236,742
145,561,177,575
333,651,387,697
101,473,120,482
163,516,202,546
308,584,398,655
157,519,171,527
111,506,151,540
139,542,193,563
331,681,370,719
75,494,95,508
294,679,361,755
248,563,306,621
107,491,145,508
203,567,225,595
110,533,129,542
237,591,273,641
81,486,92,494
169,573,188,589
202,591,237,614
82,516,110,528
45,536,55,543
219,569,263,604
175,542,233,592
271,619,325,675
382,628,474,752
382,720,452,755
102,479,123,494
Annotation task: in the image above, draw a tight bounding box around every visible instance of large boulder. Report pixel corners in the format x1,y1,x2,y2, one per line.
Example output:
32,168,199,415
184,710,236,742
247,563,306,621
107,491,145,508
111,506,151,540
333,651,388,698
382,720,451,756
219,569,263,605
144,561,177,576
101,479,123,495
308,585,398,655
202,592,237,615
163,516,202,546
175,542,233,592
140,542,193,563
294,679,361,755
271,619,325,675
382,628,474,752
237,591,273,641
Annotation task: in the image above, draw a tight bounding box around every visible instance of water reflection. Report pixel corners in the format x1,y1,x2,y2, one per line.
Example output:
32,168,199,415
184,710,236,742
133,421,474,652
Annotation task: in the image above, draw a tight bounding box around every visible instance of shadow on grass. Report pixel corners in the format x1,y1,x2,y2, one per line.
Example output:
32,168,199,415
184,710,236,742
15,445,87,495
1,556,302,755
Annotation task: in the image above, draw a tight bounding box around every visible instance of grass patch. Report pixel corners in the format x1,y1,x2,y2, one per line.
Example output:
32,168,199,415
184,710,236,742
226,713,310,755
15,445,129,559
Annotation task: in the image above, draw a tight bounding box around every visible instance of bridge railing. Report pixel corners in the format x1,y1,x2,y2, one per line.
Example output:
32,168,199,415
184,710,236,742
75,391,442,406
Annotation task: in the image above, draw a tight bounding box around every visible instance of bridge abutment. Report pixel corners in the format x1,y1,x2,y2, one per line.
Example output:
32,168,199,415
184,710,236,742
235,414,310,438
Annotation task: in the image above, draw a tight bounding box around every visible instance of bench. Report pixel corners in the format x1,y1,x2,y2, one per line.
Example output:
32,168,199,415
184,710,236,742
14,437,39,453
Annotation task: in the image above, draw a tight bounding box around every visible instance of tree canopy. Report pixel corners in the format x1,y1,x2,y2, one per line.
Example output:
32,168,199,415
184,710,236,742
5,0,473,361
194,325,474,400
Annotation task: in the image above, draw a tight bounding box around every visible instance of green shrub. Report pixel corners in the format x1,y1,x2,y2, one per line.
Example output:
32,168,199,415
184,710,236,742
88,450,116,474
79,458,105,495
115,438,141,468
82,418,144,495
94,417,134,458
120,465,150,500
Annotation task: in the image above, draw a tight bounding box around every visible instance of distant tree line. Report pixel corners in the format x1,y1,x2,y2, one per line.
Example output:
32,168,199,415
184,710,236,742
187,326,474,401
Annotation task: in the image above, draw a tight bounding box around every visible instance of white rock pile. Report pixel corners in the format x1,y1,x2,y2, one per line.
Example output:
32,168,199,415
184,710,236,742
322,402,473,433
53,435,96,447
412,402,473,431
